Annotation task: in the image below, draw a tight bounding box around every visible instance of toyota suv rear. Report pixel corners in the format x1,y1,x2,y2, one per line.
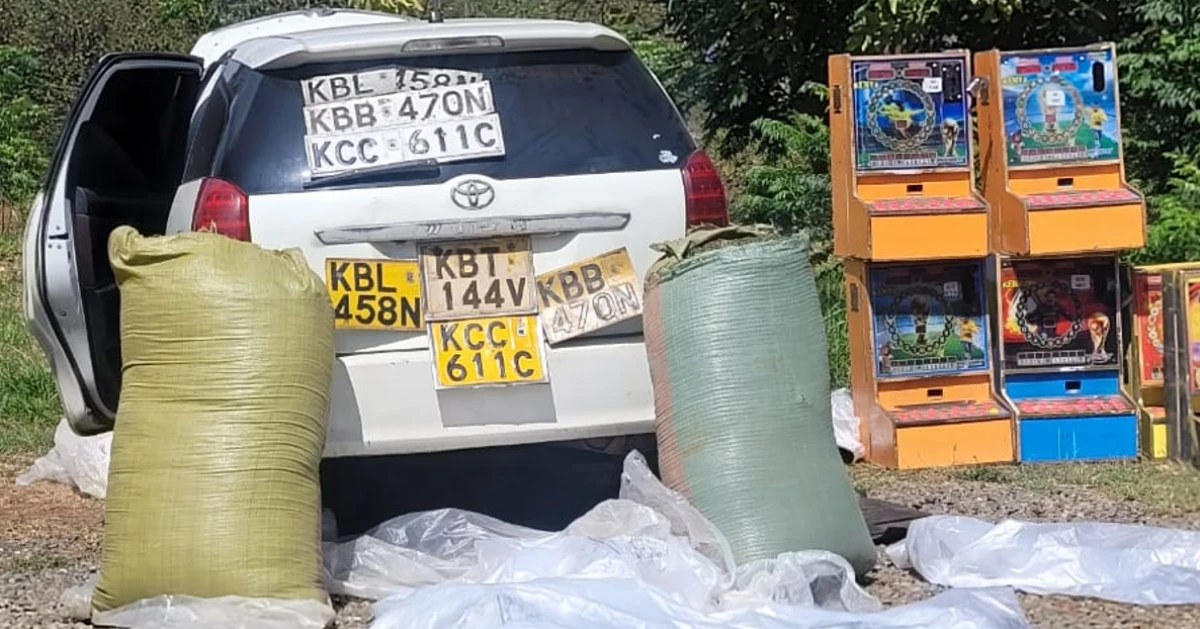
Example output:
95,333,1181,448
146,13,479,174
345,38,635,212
24,9,727,458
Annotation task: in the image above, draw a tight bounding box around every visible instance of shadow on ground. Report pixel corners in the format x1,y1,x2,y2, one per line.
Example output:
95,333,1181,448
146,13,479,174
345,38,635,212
320,437,661,537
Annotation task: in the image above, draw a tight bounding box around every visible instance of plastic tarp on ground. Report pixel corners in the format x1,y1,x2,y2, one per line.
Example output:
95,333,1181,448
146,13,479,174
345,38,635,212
643,227,875,574
90,227,335,622
16,418,110,499
328,452,1033,629
888,515,1200,605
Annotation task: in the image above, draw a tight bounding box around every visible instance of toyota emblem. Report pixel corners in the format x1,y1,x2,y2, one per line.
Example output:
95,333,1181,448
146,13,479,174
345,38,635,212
450,179,495,210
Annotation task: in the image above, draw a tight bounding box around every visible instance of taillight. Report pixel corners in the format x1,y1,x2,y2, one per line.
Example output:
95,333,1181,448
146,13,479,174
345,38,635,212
682,150,729,227
191,177,250,241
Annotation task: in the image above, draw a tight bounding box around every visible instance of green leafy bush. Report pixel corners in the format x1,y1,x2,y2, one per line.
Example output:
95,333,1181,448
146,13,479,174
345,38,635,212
0,46,50,208
1130,152,1200,265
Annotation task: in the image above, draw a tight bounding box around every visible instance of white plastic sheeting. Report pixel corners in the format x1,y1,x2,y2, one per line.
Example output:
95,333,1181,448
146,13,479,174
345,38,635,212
16,418,110,499
370,581,1029,629
831,388,865,461
59,576,333,629
888,515,1200,605
323,452,878,615
336,453,1033,629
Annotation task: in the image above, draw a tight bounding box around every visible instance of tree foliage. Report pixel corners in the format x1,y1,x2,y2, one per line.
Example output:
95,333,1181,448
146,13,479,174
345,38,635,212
1130,152,1200,265
1119,0,1200,195
0,46,50,208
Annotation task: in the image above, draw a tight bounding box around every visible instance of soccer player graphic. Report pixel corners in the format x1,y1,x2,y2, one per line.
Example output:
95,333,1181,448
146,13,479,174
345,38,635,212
1088,106,1108,155
958,317,979,362
910,295,930,347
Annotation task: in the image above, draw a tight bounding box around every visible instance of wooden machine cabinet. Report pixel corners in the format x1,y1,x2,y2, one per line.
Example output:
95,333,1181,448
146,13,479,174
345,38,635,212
829,51,990,261
976,44,1145,462
974,43,1146,256
830,51,1013,469
1162,268,1200,466
1126,263,1200,459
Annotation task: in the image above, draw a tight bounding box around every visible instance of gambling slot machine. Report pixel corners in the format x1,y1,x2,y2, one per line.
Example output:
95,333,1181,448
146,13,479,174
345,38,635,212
975,44,1147,462
828,51,1014,469
1162,268,1200,465
1127,263,1200,459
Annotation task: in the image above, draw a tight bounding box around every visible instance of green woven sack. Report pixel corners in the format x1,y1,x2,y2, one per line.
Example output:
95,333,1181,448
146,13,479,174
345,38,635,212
645,227,876,575
92,227,334,613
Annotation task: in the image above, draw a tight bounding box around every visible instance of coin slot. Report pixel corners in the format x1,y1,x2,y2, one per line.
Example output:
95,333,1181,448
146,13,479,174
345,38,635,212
1091,61,1106,92
926,388,944,400
941,62,962,102
1057,177,1074,188
1065,380,1082,393
906,184,924,195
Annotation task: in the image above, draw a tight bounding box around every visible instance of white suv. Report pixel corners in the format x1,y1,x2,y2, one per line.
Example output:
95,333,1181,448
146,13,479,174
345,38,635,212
23,9,727,458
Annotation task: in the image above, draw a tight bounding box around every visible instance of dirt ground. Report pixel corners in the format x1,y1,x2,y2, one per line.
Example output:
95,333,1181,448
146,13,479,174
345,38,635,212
3,454,1200,628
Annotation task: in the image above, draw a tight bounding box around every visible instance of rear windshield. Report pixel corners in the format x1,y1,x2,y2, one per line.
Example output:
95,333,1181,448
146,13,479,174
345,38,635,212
183,49,695,194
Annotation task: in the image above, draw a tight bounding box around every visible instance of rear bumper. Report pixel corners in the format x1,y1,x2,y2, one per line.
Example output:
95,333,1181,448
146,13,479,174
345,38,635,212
324,335,655,457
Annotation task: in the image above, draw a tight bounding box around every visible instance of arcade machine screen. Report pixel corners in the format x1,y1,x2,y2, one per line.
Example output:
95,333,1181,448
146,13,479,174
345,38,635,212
1186,277,1200,391
1134,273,1166,383
869,262,990,379
851,57,969,172
1000,258,1119,371
999,47,1120,166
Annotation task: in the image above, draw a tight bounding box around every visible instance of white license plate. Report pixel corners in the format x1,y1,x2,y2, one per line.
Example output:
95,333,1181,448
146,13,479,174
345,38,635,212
303,81,497,135
419,237,536,321
398,69,484,91
302,68,484,105
536,248,643,344
306,114,505,176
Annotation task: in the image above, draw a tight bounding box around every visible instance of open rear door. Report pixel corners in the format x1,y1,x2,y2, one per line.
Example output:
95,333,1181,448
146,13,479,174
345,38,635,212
24,53,202,435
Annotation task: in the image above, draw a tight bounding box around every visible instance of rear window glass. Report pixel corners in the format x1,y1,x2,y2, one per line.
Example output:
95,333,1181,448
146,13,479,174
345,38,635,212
183,49,695,194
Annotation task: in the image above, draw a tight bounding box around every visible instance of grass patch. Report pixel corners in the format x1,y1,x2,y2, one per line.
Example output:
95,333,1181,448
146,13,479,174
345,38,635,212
0,224,61,454
853,459,1200,516
1,550,69,572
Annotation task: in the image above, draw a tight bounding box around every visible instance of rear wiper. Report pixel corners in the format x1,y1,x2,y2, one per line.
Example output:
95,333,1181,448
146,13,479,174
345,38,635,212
304,159,441,189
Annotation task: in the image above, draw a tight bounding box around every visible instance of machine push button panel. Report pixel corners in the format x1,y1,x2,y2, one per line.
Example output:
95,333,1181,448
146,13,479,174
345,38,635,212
888,399,1011,426
1014,394,1134,418
1021,187,1142,211
866,194,986,215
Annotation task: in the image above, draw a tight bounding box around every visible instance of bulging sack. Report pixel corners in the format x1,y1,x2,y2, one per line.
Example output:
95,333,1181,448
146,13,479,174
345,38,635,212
93,227,334,613
643,228,875,574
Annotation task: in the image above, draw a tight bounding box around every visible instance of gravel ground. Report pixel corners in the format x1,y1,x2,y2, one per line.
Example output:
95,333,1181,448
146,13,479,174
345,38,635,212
3,456,1200,628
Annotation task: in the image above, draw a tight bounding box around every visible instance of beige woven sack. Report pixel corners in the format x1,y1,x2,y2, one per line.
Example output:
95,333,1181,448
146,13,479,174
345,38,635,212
92,227,333,613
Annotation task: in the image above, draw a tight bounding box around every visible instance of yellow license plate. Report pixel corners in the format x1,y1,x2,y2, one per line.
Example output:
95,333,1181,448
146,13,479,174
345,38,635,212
418,237,537,321
535,248,643,344
429,315,547,388
326,258,423,330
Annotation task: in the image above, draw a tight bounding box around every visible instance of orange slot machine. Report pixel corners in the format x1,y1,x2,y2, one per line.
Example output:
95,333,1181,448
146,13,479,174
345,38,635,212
1127,264,1200,459
976,44,1146,462
1163,268,1200,464
829,51,1014,469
